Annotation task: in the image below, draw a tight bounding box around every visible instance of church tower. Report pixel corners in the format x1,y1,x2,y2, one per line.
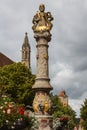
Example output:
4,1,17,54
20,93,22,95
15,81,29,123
21,33,31,69
59,90,68,107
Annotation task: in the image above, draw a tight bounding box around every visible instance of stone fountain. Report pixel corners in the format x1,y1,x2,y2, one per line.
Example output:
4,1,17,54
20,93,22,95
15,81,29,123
32,4,54,130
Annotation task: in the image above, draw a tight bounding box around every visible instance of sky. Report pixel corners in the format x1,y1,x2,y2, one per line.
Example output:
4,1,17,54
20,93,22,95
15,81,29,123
0,0,87,117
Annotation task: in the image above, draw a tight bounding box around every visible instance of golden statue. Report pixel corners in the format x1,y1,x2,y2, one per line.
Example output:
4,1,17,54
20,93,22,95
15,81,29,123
32,4,53,33
33,92,52,115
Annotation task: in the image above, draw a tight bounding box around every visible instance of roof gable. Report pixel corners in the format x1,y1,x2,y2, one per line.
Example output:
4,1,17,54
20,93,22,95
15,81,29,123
0,52,14,67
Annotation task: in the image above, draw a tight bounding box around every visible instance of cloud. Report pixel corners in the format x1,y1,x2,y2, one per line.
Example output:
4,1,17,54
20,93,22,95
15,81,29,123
69,91,87,117
51,63,73,87
0,0,87,117
69,99,82,117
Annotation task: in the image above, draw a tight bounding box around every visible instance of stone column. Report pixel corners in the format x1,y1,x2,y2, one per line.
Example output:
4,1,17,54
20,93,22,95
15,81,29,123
32,4,53,130
32,32,52,90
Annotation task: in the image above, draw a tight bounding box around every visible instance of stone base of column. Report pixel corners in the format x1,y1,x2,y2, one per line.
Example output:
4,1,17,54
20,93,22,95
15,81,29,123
35,115,53,130
32,78,53,90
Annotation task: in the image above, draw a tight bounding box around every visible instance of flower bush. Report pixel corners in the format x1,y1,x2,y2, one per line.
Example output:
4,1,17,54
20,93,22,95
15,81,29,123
0,94,33,129
58,116,70,122
53,116,70,130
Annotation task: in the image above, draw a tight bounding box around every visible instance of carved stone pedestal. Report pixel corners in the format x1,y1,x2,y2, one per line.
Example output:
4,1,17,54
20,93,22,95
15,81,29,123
35,115,53,130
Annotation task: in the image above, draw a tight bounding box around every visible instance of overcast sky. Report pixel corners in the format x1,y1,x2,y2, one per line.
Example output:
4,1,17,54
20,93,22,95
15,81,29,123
0,0,87,117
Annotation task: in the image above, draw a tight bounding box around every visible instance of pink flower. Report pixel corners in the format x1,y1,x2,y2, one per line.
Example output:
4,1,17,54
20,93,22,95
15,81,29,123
3,109,7,113
7,109,11,114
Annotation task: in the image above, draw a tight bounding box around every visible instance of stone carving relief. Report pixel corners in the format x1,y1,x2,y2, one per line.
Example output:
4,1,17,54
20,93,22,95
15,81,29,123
33,92,52,115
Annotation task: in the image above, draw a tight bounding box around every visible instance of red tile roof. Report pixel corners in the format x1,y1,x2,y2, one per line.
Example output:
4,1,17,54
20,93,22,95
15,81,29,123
59,90,68,97
0,52,14,67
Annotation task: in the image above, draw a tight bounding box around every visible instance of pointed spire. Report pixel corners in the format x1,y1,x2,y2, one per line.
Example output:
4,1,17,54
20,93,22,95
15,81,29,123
22,32,30,48
21,32,31,69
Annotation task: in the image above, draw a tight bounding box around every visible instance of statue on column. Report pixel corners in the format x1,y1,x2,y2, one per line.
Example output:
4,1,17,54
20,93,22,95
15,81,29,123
32,4,54,130
32,4,53,33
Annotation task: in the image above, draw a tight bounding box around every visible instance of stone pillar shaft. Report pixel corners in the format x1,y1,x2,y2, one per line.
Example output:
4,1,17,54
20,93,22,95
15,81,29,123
36,38,49,78
32,33,52,90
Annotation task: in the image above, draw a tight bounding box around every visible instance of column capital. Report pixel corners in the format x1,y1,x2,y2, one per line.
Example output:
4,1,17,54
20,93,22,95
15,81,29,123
34,31,52,42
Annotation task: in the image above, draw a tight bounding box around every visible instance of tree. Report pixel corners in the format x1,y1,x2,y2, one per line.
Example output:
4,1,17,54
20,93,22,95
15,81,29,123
80,98,87,130
0,62,35,106
50,93,76,129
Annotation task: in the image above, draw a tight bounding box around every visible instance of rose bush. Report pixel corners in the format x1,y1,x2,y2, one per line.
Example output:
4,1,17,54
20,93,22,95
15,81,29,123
0,94,33,130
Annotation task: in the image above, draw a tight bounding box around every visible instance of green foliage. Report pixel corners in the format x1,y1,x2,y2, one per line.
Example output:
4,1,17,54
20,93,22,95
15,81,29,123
0,62,35,106
50,93,76,129
80,98,87,130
